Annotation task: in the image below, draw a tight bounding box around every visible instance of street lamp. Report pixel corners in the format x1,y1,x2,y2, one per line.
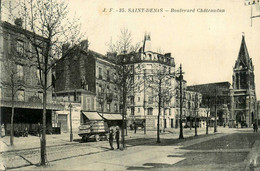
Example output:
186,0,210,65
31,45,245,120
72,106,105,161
206,97,210,135
68,103,73,142
214,86,218,133
195,93,198,136
178,64,184,139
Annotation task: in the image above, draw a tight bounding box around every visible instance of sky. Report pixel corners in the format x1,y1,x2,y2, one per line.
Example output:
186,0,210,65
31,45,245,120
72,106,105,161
67,0,260,97
2,0,260,98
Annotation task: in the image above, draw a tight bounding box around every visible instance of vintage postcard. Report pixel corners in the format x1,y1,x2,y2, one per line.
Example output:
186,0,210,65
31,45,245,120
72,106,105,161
0,0,260,170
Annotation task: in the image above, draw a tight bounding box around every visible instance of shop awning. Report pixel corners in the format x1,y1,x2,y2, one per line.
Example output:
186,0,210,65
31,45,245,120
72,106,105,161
82,111,103,120
101,113,122,120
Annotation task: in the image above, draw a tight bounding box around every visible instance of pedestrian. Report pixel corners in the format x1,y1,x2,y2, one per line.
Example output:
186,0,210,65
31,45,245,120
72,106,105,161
253,122,258,132
115,126,120,149
37,123,42,138
133,122,137,134
23,127,28,137
108,128,114,150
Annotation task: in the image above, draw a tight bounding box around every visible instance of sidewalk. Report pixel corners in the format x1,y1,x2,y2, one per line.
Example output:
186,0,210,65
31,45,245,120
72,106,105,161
0,133,81,153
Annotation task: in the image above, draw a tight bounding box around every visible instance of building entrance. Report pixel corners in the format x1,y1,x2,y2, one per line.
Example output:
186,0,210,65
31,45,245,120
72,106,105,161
236,111,246,128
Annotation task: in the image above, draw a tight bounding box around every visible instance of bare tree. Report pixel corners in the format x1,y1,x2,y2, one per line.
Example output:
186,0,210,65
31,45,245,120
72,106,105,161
145,64,176,143
107,27,140,150
1,51,24,145
3,0,83,166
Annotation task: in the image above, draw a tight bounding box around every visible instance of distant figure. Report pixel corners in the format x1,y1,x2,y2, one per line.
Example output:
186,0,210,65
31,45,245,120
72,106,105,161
253,122,258,132
115,127,120,149
37,123,42,137
130,124,133,130
133,122,137,134
109,129,114,150
23,127,28,137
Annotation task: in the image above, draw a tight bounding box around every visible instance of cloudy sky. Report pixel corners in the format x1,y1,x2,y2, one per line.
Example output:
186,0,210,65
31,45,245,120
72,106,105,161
2,0,260,97
67,0,260,97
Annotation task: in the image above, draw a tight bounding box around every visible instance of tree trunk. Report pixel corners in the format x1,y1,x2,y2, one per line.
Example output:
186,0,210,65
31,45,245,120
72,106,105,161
195,111,197,136
121,67,127,150
10,93,14,146
40,58,48,165
157,79,161,143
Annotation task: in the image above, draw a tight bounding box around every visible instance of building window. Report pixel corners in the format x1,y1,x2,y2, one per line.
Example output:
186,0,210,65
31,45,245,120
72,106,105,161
130,96,134,104
99,68,102,79
138,108,140,113
114,103,118,112
87,98,91,110
16,40,24,55
17,90,25,101
148,96,153,104
148,108,153,115
148,54,152,60
138,97,140,102
17,65,24,81
131,107,134,115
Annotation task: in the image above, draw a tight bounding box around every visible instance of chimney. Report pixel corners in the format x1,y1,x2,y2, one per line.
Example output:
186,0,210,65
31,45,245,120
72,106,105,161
14,18,23,27
80,39,89,51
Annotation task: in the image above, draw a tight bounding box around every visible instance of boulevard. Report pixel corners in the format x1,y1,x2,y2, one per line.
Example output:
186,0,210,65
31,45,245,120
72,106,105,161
1,127,260,170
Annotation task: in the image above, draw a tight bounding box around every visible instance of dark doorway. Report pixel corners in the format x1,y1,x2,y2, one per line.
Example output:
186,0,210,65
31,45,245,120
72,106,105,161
58,114,68,133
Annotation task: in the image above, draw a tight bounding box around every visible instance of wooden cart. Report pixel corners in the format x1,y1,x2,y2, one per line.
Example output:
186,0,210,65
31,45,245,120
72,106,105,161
78,120,109,142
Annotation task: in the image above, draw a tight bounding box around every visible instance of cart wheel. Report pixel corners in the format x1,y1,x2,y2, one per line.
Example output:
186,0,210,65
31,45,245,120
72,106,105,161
95,135,100,142
82,136,88,142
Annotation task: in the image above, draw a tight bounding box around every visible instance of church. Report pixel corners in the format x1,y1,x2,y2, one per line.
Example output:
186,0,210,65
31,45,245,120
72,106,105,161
230,34,257,128
187,34,257,128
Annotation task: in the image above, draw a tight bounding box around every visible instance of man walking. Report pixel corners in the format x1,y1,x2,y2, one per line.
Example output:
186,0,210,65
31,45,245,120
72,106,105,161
133,122,137,134
109,129,114,150
115,127,120,149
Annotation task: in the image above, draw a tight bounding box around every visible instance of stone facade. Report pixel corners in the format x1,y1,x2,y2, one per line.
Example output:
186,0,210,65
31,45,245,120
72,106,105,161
123,34,177,130
187,82,231,127
0,20,62,133
54,41,122,131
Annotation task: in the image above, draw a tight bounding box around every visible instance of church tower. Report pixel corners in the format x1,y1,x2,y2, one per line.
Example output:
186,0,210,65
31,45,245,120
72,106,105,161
231,34,256,127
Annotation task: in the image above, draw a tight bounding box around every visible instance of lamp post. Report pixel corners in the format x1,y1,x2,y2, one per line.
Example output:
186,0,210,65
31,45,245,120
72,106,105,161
206,97,210,135
179,64,184,139
195,93,198,136
214,86,218,133
68,103,73,142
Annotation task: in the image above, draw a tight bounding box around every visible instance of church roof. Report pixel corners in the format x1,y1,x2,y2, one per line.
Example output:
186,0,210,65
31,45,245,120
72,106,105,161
235,35,252,69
